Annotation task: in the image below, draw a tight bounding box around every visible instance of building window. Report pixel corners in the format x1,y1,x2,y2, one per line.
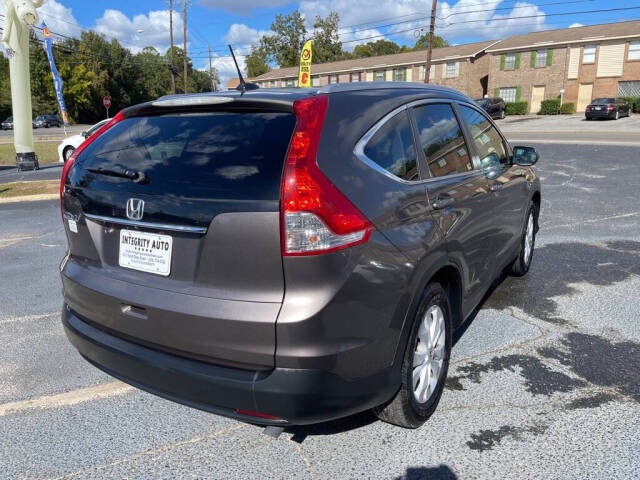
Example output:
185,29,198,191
285,79,295,87
446,62,458,78
505,53,516,70
312,77,320,87
629,41,640,61
374,70,385,81
393,68,405,81
329,74,338,84
350,72,362,82
583,45,596,63
269,80,276,88
535,49,548,68
500,87,517,103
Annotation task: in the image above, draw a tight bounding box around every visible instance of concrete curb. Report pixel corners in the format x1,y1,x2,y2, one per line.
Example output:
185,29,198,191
0,193,58,204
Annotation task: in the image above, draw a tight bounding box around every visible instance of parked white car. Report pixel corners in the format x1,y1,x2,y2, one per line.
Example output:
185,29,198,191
58,119,110,163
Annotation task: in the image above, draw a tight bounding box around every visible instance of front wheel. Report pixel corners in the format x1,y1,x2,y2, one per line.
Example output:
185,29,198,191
509,203,537,276
374,283,452,428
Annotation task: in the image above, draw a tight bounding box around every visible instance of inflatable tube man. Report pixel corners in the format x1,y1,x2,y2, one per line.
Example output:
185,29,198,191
2,0,43,170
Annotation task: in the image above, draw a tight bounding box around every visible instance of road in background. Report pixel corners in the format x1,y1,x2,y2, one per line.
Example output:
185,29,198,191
1,142,639,479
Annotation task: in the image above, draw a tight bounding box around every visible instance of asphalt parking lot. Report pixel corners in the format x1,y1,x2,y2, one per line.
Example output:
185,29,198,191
1,139,639,479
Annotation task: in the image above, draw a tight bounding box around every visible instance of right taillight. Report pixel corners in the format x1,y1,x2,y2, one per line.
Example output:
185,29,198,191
281,95,373,256
60,111,125,220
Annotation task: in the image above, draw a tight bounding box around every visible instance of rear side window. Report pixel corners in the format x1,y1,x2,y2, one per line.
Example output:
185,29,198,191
412,103,472,178
458,106,508,170
71,112,296,200
363,111,418,181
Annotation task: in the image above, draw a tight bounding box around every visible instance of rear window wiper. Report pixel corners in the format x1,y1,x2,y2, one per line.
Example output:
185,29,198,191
87,167,148,184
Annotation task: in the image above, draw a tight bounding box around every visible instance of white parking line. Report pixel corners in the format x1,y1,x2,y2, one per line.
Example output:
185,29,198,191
0,382,135,418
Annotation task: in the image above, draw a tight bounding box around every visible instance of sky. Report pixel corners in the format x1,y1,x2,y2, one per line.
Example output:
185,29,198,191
1,0,638,86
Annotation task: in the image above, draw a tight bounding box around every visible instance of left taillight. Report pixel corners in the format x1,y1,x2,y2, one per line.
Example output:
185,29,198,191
60,111,125,221
280,95,373,256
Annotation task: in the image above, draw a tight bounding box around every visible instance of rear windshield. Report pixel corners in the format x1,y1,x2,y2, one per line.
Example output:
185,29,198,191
593,98,614,103
71,112,296,200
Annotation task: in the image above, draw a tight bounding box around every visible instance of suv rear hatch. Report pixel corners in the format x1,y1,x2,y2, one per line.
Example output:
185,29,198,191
61,96,298,369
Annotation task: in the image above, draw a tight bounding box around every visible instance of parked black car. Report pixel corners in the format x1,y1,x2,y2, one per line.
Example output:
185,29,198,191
33,114,61,128
585,98,631,120
475,97,506,119
60,84,541,428
1,116,13,130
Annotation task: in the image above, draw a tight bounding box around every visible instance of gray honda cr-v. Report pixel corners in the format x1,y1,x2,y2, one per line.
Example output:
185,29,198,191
60,83,541,428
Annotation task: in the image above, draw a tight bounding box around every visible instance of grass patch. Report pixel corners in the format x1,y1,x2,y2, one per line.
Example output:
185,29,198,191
0,142,59,165
0,180,59,199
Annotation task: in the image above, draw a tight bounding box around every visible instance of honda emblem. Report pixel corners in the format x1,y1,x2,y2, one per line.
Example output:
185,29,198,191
126,198,144,221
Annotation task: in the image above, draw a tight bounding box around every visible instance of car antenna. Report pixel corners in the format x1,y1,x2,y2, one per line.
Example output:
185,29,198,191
228,44,259,94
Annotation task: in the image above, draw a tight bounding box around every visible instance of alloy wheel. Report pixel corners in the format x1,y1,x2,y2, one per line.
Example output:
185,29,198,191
412,305,446,403
524,212,534,264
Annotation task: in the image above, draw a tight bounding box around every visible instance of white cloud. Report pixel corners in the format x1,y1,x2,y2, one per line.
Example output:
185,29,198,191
37,0,84,37
0,0,83,39
224,23,270,46
197,0,291,16
94,9,183,54
569,22,584,28
210,54,246,89
300,0,548,45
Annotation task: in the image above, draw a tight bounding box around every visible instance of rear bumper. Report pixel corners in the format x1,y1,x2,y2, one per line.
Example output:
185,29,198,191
585,110,615,119
62,306,397,425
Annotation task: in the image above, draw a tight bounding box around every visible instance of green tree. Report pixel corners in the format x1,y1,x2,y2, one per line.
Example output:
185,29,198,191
246,45,270,78
352,40,404,58
413,34,449,51
311,12,344,64
260,10,307,68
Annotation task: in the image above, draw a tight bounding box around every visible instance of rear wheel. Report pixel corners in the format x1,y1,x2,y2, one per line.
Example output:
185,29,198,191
614,110,619,120
63,146,75,163
509,202,537,276
374,283,452,428
500,109,505,119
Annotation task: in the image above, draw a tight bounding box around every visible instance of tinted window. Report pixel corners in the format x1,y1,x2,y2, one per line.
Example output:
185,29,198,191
593,98,614,104
458,105,508,170
71,112,296,200
363,111,418,181
412,104,472,178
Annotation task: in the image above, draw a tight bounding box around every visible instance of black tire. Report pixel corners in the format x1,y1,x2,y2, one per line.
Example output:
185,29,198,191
509,202,537,276
500,109,505,119
374,283,452,428
63,146,75,163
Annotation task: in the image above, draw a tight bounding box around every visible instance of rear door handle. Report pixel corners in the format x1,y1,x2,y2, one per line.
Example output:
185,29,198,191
432,197,454,210
490,183,502,192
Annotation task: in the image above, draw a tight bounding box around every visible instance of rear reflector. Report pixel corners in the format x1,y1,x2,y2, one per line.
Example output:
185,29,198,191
281,95,373,256
235,409,281,420
60,111,125,220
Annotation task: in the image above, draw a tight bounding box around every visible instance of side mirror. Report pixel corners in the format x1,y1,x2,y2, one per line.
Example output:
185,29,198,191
513,146,539,166
81,131,89,138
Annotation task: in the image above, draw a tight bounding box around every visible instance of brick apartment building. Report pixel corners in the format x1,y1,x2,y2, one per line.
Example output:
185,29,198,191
487,20,640,113
251,40,498,100
249,20,640,114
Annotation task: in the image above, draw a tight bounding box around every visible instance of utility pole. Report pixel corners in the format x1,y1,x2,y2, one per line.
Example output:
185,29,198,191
183,0,188,94
424,0,437,83
208,44,215,92
169,0,176,94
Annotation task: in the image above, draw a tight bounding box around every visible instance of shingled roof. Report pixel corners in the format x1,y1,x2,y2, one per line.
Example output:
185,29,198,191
251,40,498,81
487,19,640,52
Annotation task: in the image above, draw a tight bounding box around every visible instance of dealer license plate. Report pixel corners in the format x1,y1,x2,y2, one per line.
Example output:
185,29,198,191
119,229,172,276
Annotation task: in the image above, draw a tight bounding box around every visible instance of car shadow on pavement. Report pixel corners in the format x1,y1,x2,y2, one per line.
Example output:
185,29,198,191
289,240,640,441
394,465,458,480
286,410,378,442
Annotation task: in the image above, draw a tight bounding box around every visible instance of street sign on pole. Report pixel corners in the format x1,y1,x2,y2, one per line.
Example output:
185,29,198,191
103,96,111,118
